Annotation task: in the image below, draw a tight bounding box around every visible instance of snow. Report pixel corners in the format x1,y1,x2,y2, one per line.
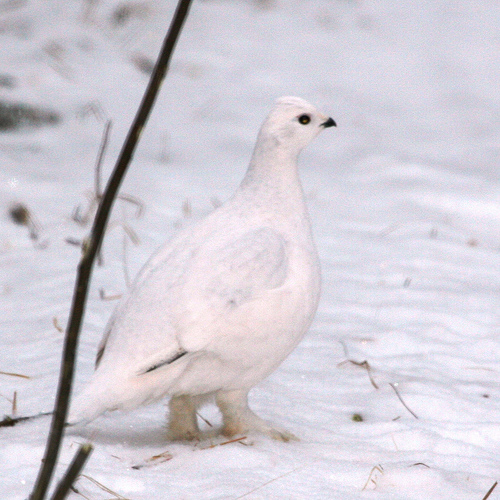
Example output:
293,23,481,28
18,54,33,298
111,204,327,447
1,0,499,498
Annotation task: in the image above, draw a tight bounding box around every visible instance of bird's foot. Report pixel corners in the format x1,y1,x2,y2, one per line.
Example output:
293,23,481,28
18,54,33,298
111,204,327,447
167,394,201,441
167,427,201,441
222,418,298,442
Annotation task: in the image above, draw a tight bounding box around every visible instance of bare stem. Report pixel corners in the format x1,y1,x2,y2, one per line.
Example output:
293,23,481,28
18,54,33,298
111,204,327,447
29,1,194,498
482,481,498,500
50,443,93,500
94,120,112,199
389,383,419,420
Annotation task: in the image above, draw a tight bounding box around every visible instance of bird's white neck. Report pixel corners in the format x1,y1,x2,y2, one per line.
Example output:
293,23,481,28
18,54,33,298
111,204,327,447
239,132,304,198
230,132,311,230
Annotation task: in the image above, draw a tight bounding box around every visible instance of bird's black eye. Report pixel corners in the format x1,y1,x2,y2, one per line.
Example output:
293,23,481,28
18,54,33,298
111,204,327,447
298,114,311,125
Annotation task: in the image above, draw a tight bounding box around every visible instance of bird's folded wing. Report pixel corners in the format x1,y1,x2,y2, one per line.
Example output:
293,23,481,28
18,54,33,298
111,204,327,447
206,227,289,305
94,227,289,370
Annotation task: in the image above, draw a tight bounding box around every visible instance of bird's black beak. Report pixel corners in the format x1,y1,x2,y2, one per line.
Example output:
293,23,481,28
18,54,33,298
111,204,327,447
321,117,336,128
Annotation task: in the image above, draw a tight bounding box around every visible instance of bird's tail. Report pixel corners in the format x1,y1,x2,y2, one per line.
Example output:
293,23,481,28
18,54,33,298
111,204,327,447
68,362,187,425
67,380,119,425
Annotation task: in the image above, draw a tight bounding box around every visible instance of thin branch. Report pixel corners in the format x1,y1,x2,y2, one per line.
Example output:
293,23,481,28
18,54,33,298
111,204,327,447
338,359,379,389
12,390,17,416
482,481,498,500
338,340,378,389
50,443,93,500
201,436,248,450
131,450,174,470
0,370,30,379
29,1,194,499
196,411,214,428
0,411,52,427
95,120,112,266
361,465,384,491
389,383,419,420
94,120,112,199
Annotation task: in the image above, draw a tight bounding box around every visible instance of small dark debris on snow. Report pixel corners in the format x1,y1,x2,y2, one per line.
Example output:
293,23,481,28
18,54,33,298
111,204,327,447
65,237,82,247
0,100,60,131
9,202,30,225
0,74,16,89
111,2,150,27
131,53,155,75
352,413,364,422
8,202,40,240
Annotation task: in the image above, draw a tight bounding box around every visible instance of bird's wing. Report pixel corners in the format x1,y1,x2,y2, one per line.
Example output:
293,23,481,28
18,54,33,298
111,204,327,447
202,226,289,307
94,227,288,373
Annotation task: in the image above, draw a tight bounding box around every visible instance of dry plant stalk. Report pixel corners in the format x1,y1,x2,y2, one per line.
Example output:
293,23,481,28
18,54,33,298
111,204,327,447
482,481,498,500
12,390,17,416
337,359,379,389
202,436,249,450
131,450,174,470
196,411,213,428
29,1,194,498
52,317,64,333
0,370,30,379
50,443,93,500
76,474,130,500
389,382,419,419
362,464,384,491
0,411,52,428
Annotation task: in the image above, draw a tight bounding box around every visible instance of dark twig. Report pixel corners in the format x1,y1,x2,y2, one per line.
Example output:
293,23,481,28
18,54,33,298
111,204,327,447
50,443,93,500
482,481,498,500
361,464,384,491
95,120,112,266
338,359,379,389
0,370,30,379
0,411,52,427
94,120,112,199
389,383,419,420
196,411,214,428
338,340,378,389
29,1,194,499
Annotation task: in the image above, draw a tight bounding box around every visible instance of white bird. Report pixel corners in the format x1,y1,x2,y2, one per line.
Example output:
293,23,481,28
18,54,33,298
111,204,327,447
69,96,336,441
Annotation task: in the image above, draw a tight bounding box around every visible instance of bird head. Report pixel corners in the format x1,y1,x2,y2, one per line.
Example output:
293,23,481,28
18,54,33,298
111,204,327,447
259,96,336,154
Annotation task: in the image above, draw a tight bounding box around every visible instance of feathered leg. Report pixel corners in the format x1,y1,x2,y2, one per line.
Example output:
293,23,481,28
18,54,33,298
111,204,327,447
167,395,200,441
216,389,298,442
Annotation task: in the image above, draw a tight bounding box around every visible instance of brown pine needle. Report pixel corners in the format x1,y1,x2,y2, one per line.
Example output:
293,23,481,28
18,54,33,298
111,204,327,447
99,288,122,301
196,411,213,427
219,436,248,446
53,317,64,333
201,436,249,450
12,391,17,416
389,383,419,419
0,370,30,379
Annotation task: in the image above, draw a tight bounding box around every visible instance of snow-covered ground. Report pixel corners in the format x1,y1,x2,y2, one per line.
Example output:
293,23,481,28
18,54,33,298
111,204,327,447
1,0,500,498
